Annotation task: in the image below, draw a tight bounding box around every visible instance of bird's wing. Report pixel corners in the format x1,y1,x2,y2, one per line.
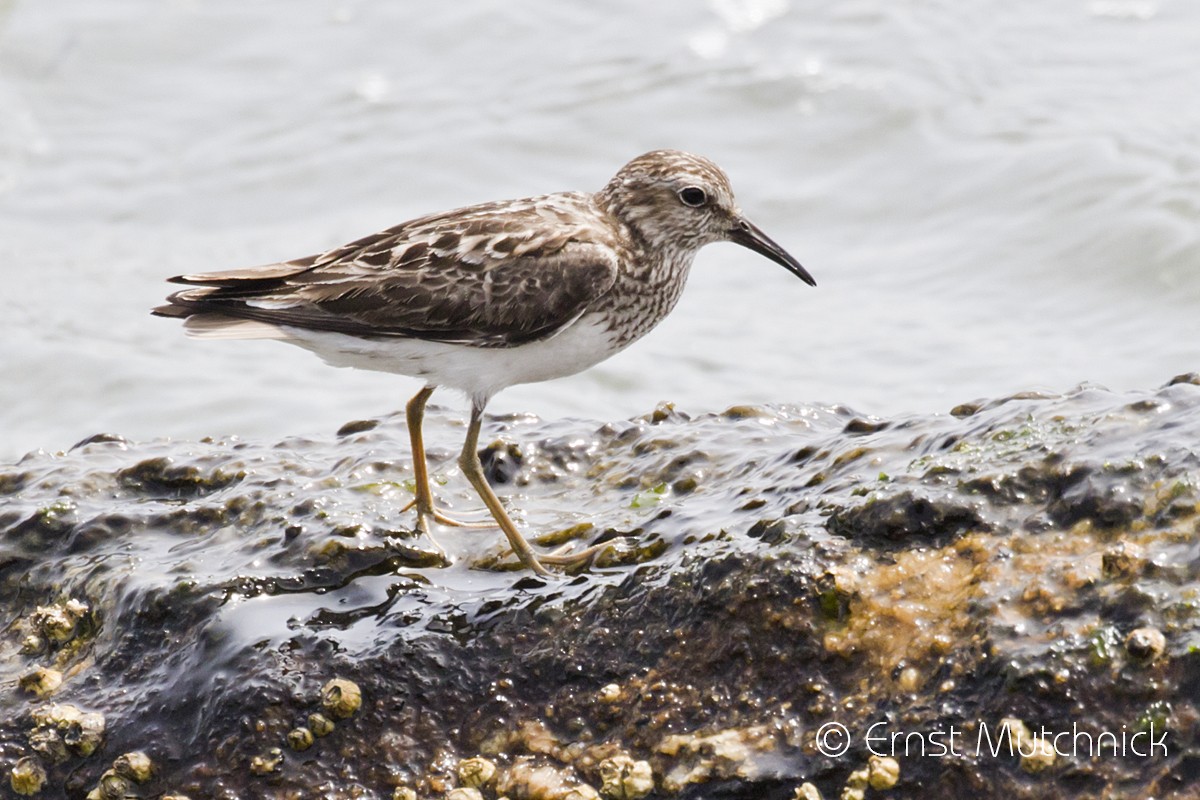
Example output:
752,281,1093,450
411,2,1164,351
156,195,620,347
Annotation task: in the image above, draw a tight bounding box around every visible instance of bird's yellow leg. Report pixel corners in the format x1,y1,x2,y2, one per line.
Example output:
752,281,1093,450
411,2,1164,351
404,386,495,531
458,401,556,577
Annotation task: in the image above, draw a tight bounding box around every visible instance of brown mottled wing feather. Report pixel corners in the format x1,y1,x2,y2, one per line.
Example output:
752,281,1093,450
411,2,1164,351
156,195,619,347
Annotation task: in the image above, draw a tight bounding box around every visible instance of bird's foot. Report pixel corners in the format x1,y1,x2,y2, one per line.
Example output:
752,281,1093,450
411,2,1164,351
404,499,497,570
482,537,624,575
526,524,623,570
401,498,498,529
537,541,617,569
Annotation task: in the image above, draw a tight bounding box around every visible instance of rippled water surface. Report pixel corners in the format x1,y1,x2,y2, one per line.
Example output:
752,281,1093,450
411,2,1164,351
1,0,1198,460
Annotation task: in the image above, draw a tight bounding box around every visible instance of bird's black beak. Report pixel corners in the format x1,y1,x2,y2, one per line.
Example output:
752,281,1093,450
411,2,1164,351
730,218,815,286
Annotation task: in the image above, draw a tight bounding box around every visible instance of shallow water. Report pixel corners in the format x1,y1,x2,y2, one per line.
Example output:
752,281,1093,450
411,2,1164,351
1,0,1198,461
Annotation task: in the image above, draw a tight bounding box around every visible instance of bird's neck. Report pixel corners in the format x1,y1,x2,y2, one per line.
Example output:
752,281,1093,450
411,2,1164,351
590,246,695,351
593,205,700,344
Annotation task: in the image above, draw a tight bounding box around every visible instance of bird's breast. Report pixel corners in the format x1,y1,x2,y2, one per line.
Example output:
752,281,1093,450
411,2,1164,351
594,250,695,348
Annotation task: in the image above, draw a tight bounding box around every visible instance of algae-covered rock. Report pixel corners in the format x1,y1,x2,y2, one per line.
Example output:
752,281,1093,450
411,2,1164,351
2,382,1199,798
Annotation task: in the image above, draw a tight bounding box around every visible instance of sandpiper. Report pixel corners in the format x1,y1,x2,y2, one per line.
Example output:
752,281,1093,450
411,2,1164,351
154,150,814,576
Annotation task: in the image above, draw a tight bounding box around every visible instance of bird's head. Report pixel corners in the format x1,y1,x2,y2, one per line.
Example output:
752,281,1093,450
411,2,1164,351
597,149,815,286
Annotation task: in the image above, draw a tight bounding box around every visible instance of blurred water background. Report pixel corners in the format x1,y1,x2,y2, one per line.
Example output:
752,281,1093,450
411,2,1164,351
1,0,1197,462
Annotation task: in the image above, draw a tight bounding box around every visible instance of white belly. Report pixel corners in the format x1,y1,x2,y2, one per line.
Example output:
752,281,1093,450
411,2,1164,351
282,314,623,403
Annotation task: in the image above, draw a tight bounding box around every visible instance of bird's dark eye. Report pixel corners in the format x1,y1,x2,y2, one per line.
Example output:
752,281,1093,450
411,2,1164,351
678,186,708,207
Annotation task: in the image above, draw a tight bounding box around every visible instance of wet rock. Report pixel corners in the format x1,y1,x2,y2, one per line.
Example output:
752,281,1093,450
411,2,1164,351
745,517,787,545
115,456,243,497
2,383,1200,799
480,439,524,484
827,490,986,545
71,433,131,450
949,402,982,418
645,401,688,424
337,418,380,436
842,417,888,435
1047,475,1143,529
